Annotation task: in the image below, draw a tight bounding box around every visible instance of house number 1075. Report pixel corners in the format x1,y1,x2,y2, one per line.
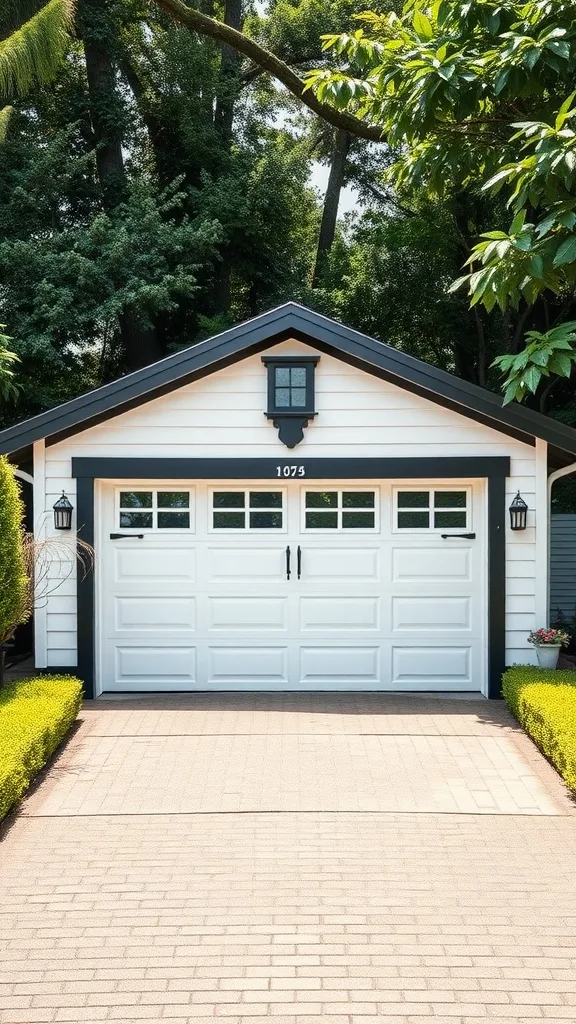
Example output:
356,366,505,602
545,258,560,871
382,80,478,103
276,465,305,477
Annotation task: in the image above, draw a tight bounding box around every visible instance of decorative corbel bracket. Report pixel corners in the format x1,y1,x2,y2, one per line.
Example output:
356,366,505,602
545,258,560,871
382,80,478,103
265,413,316,449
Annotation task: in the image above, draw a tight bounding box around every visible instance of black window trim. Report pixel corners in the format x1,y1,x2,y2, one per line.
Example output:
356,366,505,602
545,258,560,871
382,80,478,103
261,355,320,448
262,355,319,418
394,485,470,532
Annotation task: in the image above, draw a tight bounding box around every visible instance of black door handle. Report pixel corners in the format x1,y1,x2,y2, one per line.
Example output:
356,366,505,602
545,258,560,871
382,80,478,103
109,533,144,539
441,533,476,539
286,544,291,580
297,545,302,579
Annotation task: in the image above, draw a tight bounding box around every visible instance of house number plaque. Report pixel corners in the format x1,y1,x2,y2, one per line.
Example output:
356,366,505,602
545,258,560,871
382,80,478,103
276,465,306,477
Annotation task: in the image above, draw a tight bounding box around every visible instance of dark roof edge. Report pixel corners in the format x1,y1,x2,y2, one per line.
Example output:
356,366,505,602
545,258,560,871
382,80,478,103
1,301,576,458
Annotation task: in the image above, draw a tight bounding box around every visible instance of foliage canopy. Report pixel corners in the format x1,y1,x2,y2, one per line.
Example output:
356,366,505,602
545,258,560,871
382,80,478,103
306,0,576,401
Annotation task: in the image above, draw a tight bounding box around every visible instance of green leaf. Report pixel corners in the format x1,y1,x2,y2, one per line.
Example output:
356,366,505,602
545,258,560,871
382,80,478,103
550,352,576,377
503,382,522,405
510,210,527,235
529,348,552,367
552,236,576,267
526,254,544,278
522,365,543,393
493,68,509,95
545,39,570,59
413,10,433,40
555,91,576,131
447,275,470,294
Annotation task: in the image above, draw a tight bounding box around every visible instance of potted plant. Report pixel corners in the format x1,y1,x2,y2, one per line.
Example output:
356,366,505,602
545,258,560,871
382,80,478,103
527,627,571,669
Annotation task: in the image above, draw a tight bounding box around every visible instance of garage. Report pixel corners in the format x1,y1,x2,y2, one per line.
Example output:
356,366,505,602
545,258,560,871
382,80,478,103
3,302,571,698
99,478,485,692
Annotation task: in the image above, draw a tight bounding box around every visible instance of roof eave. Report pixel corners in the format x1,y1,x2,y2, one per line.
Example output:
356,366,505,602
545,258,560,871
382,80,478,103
1,301,576,459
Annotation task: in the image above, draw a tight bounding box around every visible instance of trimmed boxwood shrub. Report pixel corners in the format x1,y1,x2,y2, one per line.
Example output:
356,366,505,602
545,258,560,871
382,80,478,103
0,675,82,819
502,666,576,792
0,455,28,645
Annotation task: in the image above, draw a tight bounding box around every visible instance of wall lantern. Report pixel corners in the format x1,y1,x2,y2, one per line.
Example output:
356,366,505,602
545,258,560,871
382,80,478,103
53,491,74,530
509,491,528,531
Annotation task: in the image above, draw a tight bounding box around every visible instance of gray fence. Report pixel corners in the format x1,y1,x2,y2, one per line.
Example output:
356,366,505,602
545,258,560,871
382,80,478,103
550,514,576,623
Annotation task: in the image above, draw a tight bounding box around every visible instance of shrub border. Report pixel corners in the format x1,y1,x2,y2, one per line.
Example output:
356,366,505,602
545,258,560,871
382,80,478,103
0,674,82,819
502,665,576,793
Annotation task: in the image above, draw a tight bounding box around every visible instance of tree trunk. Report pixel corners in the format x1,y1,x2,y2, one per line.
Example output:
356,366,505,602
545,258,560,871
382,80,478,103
311,129,350,288
79,0,127,207
119,52,166,179
214,0,243,141
79,0,163,369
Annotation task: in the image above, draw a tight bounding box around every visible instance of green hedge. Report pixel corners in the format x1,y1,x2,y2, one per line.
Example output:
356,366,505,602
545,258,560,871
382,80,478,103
0,456,29,645
0,675,82,819
502,666,576,792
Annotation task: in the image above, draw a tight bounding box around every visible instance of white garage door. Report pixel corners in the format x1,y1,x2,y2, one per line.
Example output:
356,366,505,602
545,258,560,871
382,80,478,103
97,480,486,693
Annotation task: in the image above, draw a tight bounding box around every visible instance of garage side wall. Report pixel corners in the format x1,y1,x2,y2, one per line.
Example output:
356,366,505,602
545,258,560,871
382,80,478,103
37,341,542,672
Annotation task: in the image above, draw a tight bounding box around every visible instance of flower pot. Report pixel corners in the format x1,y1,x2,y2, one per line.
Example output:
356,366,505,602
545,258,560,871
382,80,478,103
535,645,561,670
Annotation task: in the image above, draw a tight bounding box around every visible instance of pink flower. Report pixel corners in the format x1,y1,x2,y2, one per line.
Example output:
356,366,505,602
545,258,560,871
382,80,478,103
527,626,570,647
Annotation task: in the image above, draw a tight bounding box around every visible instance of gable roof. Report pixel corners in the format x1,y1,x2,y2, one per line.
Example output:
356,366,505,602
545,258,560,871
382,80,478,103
2,301,576,464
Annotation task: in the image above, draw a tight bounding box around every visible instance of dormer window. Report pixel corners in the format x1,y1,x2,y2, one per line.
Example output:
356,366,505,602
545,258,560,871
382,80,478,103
262,355,319,448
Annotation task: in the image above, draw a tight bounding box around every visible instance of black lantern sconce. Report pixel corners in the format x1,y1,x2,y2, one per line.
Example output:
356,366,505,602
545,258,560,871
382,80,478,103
509,491,528,531
53,491,74,530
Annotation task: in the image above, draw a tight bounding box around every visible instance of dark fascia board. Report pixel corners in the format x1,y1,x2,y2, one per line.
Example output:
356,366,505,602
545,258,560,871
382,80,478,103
2,301,576,457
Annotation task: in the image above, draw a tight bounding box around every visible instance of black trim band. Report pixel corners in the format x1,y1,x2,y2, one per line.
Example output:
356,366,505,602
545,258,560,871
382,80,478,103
72,456,510,480
72,456,509,701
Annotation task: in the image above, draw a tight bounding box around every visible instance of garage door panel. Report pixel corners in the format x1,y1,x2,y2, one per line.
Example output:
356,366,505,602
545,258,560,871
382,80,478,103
299,596,380,632
208,646,288,684
303,547,380,580
392,546,471,582
300,646,380,683
114,596,196,632
114,546,196,583
208,597,288,632
100,481,485,693
208,547,285,579
115,645,197,687
392,645,472,686
392,596,471,632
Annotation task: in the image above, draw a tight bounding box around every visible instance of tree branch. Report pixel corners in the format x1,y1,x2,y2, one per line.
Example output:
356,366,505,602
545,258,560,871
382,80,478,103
154,0,385,143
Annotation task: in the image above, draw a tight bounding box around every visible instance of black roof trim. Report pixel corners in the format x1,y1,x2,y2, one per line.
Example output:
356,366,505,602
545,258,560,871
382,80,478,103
2,301,576,457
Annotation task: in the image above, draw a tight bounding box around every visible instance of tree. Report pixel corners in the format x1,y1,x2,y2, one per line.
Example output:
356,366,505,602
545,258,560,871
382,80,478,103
0,0,75,137
0,0,322,417
305,0,576,401
0,329,19,402
304,193,508,385
153,0,384,141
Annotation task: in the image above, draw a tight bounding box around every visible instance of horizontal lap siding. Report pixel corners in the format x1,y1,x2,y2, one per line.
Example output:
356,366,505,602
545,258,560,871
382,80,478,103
550,515,576,619
43,340,539,673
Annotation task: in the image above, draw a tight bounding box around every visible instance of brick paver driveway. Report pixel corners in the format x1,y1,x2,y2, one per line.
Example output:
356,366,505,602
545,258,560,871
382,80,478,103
1,694,576,1024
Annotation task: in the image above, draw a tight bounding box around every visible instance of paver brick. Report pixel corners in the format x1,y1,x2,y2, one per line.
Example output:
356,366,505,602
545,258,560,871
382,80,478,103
0,693,575,1024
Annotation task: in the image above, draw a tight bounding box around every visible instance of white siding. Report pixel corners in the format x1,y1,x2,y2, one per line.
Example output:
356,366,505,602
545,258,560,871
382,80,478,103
39,339,541,672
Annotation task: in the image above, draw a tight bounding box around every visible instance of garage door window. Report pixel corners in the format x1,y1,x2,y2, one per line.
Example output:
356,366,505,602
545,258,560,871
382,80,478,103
395,489,468,531
212,491,284,530
304,490,376,530
118,490,191,530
